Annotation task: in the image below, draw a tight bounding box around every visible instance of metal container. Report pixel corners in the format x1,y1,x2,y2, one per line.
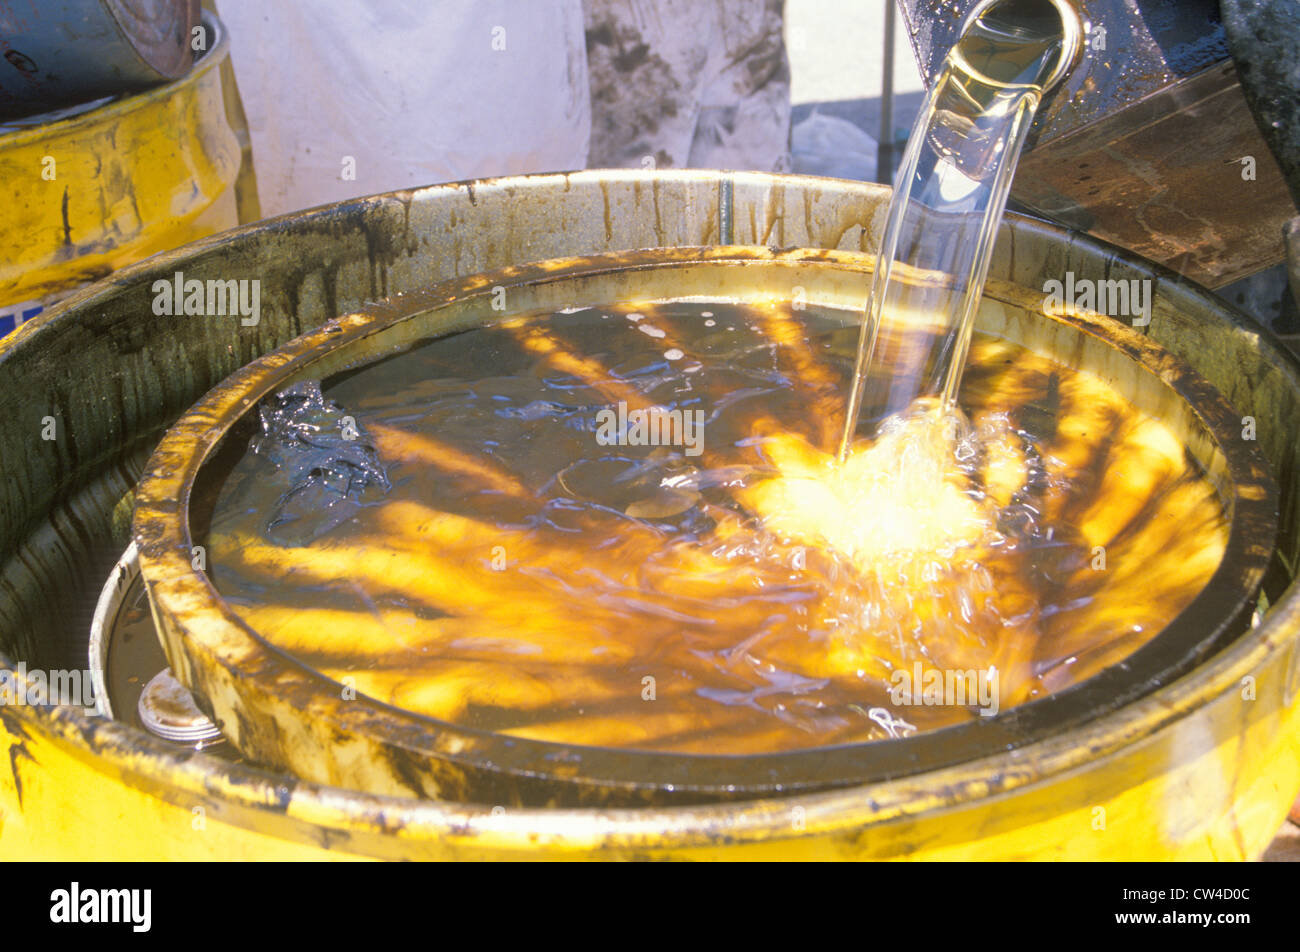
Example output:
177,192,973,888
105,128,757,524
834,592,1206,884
0,0,199,120
88,542,233,755
0,8,238,334
2,171,1299,858
131,246,1276,807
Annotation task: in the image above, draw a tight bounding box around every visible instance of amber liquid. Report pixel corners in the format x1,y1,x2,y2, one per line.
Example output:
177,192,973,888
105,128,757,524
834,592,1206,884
204,301,1227,754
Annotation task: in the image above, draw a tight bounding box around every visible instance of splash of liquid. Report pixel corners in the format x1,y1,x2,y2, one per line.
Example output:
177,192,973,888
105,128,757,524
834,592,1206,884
772,1,1086,667
744,398,992,567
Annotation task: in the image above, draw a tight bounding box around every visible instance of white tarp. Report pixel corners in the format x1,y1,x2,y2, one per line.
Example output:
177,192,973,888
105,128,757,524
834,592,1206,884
584,0,791,172
215,0,592,216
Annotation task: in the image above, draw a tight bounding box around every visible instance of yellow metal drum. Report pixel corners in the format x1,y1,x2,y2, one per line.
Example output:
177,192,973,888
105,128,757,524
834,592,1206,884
1,171,1297,859
0,10,240,327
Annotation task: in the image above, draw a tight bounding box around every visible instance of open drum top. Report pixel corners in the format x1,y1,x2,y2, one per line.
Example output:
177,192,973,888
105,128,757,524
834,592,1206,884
132,246,1278,807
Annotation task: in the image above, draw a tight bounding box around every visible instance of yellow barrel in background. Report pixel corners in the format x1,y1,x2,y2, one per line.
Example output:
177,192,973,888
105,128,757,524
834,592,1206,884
0,9,240,338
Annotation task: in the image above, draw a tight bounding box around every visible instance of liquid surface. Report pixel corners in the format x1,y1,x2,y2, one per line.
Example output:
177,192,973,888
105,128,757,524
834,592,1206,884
205,301,1228,754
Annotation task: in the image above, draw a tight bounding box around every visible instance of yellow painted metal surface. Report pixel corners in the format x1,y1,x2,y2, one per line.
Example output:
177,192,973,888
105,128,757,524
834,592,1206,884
1,626,1297,859
0,171,1296,860
0,14,240,308
128,248,1277,811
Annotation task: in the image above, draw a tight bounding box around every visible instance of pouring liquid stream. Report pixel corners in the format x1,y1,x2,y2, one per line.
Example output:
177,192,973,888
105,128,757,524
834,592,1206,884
838,0,1082,458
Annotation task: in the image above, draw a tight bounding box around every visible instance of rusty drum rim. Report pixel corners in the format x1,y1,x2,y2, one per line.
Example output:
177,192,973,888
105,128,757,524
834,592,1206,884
132,245,1278,805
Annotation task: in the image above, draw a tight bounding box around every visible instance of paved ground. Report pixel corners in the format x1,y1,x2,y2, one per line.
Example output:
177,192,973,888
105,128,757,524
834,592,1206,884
1263,819,1300,861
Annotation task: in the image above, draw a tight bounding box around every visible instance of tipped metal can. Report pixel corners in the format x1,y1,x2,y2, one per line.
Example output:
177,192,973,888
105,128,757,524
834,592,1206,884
137,669,223,745
89,543,230,754
0,0,200,120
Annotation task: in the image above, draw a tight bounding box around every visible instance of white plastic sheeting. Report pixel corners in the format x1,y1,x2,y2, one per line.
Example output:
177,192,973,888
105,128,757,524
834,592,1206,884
791,109,878,181
585,0,791,172
215,0,592,216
